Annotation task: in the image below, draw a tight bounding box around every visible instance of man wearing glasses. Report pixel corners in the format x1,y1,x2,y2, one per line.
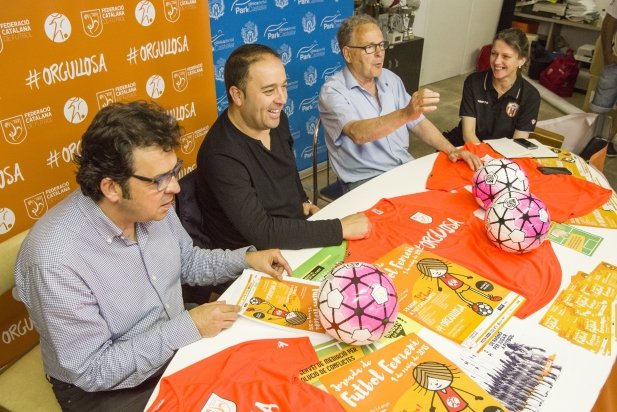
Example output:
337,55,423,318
319,15,481,193
14,101,291,411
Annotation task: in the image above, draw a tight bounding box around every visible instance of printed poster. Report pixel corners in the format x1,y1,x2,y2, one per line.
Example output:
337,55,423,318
236,270,324,334
320,332,506,412
299,313,422,387
374,244,525,352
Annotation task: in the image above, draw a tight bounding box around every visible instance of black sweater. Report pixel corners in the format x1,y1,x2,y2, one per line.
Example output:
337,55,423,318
196,110,342,250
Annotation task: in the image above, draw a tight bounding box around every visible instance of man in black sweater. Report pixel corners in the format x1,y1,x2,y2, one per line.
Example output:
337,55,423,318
196,44,370,250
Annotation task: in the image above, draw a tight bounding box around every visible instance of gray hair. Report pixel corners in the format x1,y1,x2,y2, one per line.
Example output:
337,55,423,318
337,14,379,49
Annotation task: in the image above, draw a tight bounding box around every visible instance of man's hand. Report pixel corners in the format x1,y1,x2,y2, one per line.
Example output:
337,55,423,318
405,88,440,120
303,201,320,216
448,148,483,171
340,213,371,240
189,301,241,337
245,249,292,280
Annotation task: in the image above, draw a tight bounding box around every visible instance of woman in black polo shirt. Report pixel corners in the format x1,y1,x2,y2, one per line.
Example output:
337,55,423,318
445,28,541,146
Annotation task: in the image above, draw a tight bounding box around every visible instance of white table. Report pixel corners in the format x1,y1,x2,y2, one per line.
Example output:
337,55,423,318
146,153,616,411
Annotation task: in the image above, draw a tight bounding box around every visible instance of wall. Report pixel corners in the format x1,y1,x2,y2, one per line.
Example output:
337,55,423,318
413,0,508,86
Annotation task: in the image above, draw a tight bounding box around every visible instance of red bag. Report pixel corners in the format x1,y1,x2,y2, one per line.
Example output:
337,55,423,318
476,44,492,72
539,50,579,97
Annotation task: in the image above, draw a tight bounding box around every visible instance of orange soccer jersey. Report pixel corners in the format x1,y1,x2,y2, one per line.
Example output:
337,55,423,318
344,191,561,319
148,337,344,412
425,142,612,222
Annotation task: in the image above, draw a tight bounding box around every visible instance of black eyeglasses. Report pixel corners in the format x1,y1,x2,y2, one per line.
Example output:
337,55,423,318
131,159,183,192
346,41,389,54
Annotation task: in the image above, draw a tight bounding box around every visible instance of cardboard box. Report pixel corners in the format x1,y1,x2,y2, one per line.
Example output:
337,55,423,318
530,126,564,148
512,19,539,34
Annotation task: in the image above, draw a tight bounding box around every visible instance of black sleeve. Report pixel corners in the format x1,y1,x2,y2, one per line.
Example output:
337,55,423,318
204,151,343,250
459,73,478,118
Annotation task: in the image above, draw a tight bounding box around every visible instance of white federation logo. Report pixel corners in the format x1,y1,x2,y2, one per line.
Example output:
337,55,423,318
241,21,258,44
163,0,181,22
146,74,165,99
283,99,294,118
304,66,317,87
63,97,88,124
81,9,103,37
214,58,226,82
135,1,156,26
331,37,340,54
172,69,188,92
278,44,292,65
24,193,48,220
302,12,316,34
1,115,27,144
96,90,116,109
209,0,225,20
44,13,72,43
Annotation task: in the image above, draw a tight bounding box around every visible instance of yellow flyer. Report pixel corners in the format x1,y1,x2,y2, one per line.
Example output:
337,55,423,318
236,270,325,334
374,245,525,352
299,313,422,387
320,332,506,412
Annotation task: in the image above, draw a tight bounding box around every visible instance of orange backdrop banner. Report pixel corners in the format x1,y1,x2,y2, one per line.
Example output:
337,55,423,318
0,0,217,242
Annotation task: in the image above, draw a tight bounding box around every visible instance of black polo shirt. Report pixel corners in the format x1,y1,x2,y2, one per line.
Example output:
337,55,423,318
450,70,541,143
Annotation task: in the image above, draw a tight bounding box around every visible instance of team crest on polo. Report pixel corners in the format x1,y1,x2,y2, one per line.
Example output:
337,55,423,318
96,90,116,109
164,0,181,22
81,10,103,37
1,115,27,145
241,21,258,44
24,193,48,220
172,69,188,92
304,66,317,87
410,211,433,224
302,12,316,34
209,0,225,19
505,102,519,118
275,0,289,8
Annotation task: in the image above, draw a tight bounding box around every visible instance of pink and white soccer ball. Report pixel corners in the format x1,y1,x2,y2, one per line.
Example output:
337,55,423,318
472,158,530,210
484,190,551,254
318,262,398,345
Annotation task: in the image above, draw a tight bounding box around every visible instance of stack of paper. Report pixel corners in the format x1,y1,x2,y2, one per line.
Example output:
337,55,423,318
533,1,567,16
565,0,600,23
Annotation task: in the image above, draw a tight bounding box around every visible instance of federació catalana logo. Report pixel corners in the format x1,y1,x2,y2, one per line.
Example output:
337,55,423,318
163,0,181,22
1,115,27,144
81,10,103,37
